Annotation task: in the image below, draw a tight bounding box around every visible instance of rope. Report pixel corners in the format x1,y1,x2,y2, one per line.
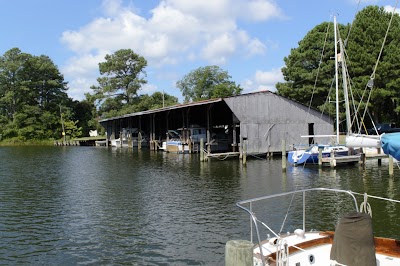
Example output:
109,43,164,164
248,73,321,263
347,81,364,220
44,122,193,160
330,260,348,266
359,193,372,217
276,239,289,266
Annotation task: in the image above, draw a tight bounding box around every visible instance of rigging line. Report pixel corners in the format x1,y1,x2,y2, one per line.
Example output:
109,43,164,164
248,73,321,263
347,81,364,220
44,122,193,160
359,2,399,127
339,29,365,133
344,0,362,46
342,49,362,132
305,22,331,126
344,56,375,132
279,187,298,234
370,0,398,80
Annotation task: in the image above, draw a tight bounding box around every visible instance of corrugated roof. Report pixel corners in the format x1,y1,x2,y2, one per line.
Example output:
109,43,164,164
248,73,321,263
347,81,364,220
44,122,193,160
99,97,223,122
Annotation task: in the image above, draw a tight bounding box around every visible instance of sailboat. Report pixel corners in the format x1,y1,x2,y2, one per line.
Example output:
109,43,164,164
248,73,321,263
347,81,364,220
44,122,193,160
236,188,400,266
288,16,349,165
343,7,400,161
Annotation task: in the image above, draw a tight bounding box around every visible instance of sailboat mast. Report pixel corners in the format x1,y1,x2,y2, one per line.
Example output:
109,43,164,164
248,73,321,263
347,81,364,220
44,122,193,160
334,16,340,144
339,39,352,135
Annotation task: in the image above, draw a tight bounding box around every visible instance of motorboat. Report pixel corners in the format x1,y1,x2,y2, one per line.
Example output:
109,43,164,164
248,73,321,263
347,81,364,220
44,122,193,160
236,188,400,266
110,128,149,148
288,145,349,165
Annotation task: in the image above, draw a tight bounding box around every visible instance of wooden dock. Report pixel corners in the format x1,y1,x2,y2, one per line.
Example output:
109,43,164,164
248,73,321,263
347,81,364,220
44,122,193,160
320,153,389,167
207,152,240,160
321,155,361,166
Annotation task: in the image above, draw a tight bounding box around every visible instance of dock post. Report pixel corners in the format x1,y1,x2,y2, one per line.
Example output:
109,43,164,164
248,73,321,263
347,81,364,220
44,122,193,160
138,132,142,150
200,138,205,162
318,147,323,168
225,240,253,266
389,155,394,176
282,139,286,171
239,137,243,160
359,153,366,168
378,148,382,166
243,140,247,165
330,150,336,168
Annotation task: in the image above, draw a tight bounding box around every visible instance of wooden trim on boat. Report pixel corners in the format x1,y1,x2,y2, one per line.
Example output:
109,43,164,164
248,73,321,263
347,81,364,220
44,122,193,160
259,232,334,262
257,231,400,264
374,236,400,257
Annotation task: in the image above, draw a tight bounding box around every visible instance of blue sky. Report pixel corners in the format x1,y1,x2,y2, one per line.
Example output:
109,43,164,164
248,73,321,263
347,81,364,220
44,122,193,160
0,0,395,102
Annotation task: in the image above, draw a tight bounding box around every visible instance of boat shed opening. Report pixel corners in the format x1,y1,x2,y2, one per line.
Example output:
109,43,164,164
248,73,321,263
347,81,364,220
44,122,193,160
98,91,334,157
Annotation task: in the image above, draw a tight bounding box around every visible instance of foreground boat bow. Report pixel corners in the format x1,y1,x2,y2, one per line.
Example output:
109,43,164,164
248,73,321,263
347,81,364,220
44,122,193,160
236,188,400,266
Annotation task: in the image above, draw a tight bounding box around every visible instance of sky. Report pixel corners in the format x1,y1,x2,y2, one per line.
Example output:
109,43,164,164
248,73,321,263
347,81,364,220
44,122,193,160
0,0,397,102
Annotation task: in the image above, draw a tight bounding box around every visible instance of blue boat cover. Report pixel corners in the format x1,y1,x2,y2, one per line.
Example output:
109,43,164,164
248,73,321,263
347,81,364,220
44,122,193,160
381,133,400,160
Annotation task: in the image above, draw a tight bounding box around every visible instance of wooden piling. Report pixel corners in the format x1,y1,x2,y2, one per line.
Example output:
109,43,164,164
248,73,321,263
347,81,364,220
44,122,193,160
318,147,323,168
330,150,336,168
225,240,253,266
281,139,286,171
389,155,394,176
378,148,382,166
200,138,205,162
242,140,247,165
138,132,142,150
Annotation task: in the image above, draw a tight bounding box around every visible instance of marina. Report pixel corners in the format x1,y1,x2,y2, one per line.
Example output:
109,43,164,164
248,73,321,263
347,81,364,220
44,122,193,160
0,146,399,265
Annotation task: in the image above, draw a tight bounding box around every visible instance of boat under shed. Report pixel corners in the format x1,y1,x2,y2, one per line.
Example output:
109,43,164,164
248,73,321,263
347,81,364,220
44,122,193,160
98,91,334,156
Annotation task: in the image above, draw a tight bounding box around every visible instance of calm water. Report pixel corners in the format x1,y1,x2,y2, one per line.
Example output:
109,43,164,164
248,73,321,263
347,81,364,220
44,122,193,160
0,146,399,265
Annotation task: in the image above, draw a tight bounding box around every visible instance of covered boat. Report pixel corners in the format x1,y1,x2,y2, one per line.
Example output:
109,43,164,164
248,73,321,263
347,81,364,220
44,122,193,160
381,133,400,161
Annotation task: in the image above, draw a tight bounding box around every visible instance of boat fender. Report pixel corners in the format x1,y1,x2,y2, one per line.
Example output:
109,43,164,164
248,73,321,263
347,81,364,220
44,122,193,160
294,229,305,239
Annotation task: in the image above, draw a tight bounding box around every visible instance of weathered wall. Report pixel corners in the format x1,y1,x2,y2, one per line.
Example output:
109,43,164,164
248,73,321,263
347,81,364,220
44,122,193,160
224,92,334,154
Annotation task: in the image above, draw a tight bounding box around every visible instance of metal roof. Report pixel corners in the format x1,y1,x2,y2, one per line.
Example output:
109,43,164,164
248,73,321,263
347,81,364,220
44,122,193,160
99,98,223,122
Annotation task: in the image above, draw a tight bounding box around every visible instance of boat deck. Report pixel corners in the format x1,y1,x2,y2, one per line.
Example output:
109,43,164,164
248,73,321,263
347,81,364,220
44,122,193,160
255,231,400,266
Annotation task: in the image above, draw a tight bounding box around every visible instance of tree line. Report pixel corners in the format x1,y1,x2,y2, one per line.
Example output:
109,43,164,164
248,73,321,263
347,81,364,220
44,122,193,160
276,6,400,132
0,49,242,142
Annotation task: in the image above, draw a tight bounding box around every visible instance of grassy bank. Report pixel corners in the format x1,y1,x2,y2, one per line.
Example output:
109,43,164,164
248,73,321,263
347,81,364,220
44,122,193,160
0,139,56,146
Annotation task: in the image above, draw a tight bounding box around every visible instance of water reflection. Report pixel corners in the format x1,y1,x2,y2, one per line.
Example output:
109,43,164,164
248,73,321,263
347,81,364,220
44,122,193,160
0,147,399,265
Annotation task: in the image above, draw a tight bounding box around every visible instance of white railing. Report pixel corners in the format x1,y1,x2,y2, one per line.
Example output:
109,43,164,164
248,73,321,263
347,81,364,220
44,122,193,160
236,188,360,265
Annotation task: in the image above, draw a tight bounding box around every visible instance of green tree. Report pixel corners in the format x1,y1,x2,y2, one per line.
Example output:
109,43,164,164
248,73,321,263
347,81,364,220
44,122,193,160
346,6,400,125
93,49,147,104
0,48,71,141
0,48,30,123
134,92,178,111
72,99,98,136
276,22,347,115
277,6,400,128
176,65,242,103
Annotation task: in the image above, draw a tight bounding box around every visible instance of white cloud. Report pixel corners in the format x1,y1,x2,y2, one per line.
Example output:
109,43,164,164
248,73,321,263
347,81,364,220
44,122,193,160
384,5,400,14
246,38,267,57
202,33,236,64
242,68,284,93
60,0,285,100
240,0,284,21
140,83,158,95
